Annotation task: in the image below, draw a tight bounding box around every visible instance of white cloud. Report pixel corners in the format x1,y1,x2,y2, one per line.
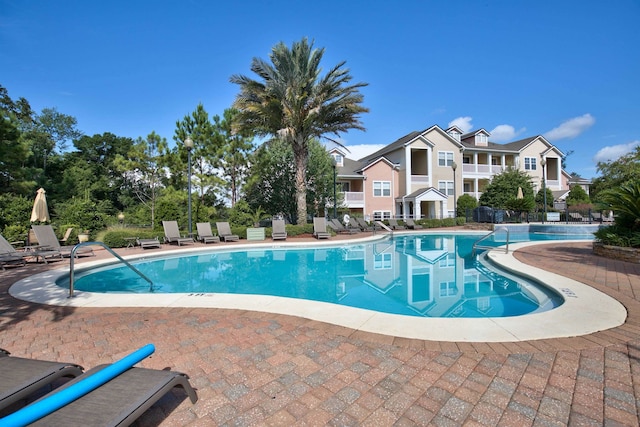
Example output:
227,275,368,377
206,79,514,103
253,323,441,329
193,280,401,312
489,124,526,142
448,116,473,133
593,140,640,163
342,144,386,160
543,113,595,141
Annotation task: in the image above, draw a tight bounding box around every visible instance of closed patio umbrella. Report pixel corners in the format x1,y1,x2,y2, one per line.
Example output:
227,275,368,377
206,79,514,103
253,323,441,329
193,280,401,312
30,188,50,223
516,187,523,199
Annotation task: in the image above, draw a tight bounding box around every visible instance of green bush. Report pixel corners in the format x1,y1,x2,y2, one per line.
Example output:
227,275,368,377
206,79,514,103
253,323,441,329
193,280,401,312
456,194,477,217
101,229,163,248
2,224,28,244
594,225,640,248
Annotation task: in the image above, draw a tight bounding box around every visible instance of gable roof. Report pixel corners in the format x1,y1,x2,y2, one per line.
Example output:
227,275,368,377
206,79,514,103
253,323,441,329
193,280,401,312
337,157,366,178
359,125,462,163
398,187,448,201
357,156,397,173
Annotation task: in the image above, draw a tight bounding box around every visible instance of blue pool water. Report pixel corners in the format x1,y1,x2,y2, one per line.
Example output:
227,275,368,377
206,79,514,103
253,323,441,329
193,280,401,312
68,233,593,318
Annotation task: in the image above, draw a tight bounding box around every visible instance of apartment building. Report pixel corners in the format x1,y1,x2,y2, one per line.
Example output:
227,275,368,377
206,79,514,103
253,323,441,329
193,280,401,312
330,124,568,221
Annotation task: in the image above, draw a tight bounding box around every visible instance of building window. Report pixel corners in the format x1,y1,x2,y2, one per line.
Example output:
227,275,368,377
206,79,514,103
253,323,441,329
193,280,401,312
331,153,343,167
438,253,456,268
373,181,391,197
373,211,391,221
438,181,454,196
439,281,457,297
438,151,454,167
524,157,537,170
374,253,392,270
449,131,461,141
476,133,488,144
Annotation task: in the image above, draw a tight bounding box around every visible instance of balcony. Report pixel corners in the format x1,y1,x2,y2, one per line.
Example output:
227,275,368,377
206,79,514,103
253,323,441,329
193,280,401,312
462,164,506,176
343,191,364,208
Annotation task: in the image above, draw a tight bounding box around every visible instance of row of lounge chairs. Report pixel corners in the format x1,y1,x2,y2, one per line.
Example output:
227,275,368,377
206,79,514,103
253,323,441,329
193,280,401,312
313,217,423,239
0,346,197,425
149,220,289,247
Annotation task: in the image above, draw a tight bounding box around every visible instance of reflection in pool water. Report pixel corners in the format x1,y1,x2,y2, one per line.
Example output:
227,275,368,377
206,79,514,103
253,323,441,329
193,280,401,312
68,234,575,318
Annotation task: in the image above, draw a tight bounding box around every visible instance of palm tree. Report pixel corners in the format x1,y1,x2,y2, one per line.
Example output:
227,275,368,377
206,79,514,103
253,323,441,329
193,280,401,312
230,38,368,225
598,180,640,230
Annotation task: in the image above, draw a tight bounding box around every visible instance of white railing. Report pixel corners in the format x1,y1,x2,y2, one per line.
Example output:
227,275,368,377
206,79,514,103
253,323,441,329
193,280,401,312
411,175,429,183
343,191,364,207
462,164,507,176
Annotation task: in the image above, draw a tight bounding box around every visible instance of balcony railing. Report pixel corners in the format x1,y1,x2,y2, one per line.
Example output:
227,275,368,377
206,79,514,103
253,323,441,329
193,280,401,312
343,191,364,207
411,175,429,183
462,164,507,175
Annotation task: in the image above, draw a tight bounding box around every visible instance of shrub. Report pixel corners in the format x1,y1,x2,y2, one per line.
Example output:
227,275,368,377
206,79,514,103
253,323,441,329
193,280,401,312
456,194,477,217
101,229,163,248
593,225,640,248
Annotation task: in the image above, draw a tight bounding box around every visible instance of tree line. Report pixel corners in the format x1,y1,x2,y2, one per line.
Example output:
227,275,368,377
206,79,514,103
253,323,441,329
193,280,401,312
0,38,369,242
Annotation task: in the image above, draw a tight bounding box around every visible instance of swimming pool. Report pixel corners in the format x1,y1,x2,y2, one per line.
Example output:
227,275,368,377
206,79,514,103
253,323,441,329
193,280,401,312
66,233,593,318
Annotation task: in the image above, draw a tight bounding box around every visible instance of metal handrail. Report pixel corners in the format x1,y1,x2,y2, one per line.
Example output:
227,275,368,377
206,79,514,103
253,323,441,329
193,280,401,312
472,227,510,256
375,221,393,236
69,242,153,298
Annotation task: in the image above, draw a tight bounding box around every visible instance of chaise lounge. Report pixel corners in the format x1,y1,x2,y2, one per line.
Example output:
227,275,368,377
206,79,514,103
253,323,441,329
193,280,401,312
137,237,161,249
388,219,406,230
0,345,198,426
405,219,423,229
162,221,194,246
271,219,287,240
312,217,331,239
1,231,63,267
31,225,94,258
215,222,239,242
196,222,221,244
0,349,84,413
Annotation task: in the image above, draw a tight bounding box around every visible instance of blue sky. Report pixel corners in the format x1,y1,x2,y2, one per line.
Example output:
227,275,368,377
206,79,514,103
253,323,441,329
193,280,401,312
2,0,639,179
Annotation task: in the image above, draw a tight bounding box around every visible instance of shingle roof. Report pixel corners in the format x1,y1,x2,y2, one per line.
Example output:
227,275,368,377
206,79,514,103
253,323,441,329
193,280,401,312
358,130,422,162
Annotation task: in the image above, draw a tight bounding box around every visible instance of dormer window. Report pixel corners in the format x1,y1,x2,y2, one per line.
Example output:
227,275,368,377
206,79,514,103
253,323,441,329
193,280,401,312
331,153,344,167
475,133,488,145
449,130,461,141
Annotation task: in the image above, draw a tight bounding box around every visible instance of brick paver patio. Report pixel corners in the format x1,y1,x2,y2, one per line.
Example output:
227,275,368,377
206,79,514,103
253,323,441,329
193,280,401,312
1,236,639,426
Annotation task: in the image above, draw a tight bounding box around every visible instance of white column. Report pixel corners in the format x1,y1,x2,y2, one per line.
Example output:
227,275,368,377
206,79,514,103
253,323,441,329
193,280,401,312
427,147,433,188
405,146,412,194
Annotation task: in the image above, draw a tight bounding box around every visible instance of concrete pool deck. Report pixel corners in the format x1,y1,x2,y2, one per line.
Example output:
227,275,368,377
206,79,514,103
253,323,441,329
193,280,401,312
1,231,640,425
7,235,627,343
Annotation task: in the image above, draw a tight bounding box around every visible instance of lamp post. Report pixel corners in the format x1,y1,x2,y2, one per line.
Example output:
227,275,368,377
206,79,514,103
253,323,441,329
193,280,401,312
185,137,194,235
451,161,457,219
540,157,546,224
332,158,337,219
118,212,125,228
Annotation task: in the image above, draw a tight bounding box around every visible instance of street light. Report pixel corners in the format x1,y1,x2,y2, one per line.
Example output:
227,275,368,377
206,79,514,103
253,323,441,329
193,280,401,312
332,157,337,219
451,161,457,219
185,137,194,235
540,157,546,224
117,212,125,228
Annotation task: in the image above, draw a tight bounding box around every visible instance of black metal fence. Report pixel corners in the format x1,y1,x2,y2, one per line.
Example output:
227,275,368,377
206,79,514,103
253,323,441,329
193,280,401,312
465,206,614,225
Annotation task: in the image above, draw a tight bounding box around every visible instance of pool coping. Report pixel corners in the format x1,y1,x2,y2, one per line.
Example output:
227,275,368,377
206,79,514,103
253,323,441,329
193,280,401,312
8,235,627,342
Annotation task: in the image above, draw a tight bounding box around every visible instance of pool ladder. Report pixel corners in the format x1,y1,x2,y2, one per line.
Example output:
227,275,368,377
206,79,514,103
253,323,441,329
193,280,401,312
69,242,153,298
472,227,510,256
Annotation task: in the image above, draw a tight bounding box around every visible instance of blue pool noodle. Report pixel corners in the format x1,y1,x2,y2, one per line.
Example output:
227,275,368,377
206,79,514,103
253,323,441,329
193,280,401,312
0,343,155,427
